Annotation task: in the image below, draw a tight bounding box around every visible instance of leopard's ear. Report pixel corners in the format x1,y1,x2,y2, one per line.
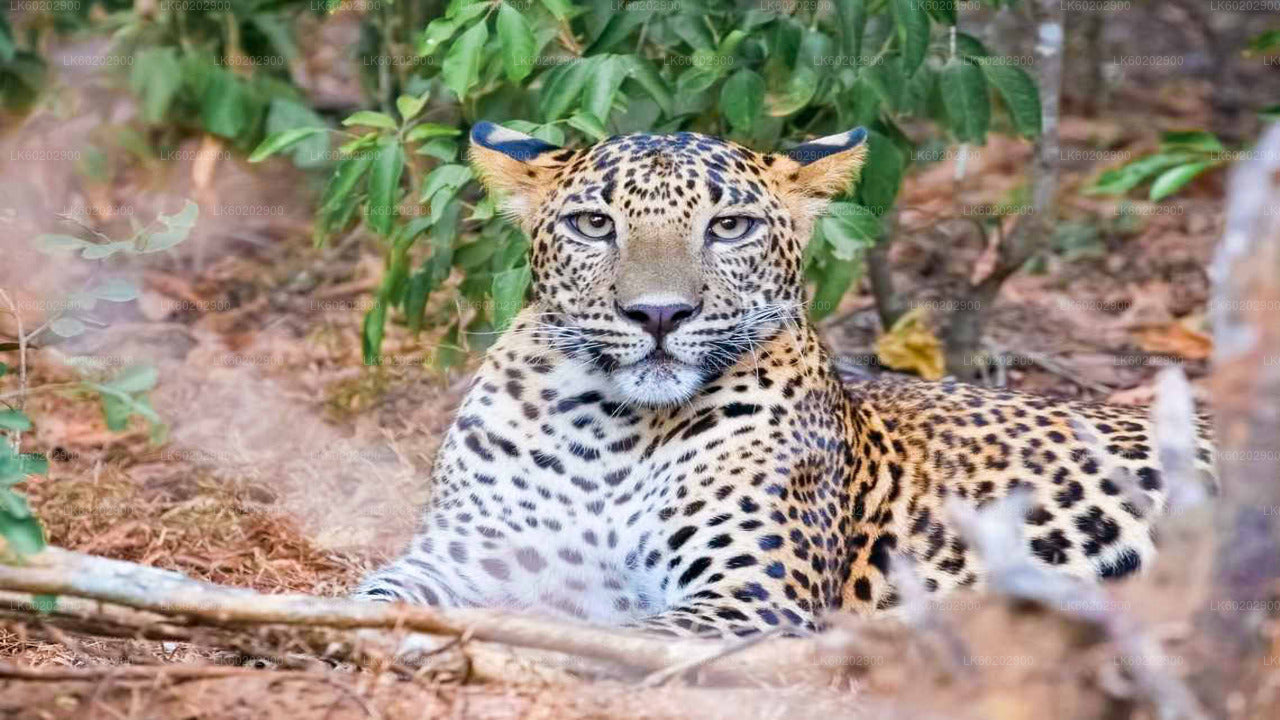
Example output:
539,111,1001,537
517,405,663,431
469,122,575,222
769,127,869,200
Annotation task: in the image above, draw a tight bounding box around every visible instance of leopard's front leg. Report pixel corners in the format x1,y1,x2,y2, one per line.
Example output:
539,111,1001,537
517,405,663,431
633,599,816,638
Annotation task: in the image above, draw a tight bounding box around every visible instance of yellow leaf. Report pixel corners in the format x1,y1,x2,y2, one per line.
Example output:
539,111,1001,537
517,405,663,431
1134,318,1212,361
875,307,946,380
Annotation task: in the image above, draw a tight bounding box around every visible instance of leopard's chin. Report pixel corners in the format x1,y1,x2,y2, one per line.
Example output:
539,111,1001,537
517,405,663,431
609,350,707,407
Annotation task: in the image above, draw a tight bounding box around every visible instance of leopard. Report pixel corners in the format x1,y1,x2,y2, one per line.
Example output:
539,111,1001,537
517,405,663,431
353,121,1217,637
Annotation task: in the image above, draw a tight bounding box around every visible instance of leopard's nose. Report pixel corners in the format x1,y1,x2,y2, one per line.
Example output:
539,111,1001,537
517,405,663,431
617,301,701,344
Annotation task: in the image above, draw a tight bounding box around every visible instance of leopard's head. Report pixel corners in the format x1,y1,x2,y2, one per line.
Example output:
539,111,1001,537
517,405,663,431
470,123,867,406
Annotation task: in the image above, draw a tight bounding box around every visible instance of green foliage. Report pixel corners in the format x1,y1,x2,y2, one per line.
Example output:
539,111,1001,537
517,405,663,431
1,203,197,559
251,0,1039,362
1088,130,1228,201
0,12,49,112
0,427,48,558
103,0,324,154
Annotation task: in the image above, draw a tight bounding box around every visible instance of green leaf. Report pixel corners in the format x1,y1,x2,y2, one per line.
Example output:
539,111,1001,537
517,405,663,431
0,362,7,377
0,508,45,556
722,70,765,133
103,364,158,394
530,124,565,145
396,92,429,123
497,3,537,83
539,0,573,22
362,300,388,365
809,257,859,321
316,152,375,245
768,66,819,117
469,197,496,222
955,32,990,59
419,164,474,205
418,138,459,162
433,322,465,372
855,132,904,214
567,112,608,141
80,242,131,260
418,17,460,56
1246,30,1280,56
1149,162,1212,201
676,64,723,97
49,317,85,338
405,123,462,143
540,61,591,121
924,0,957,24
0,450,48,484
587,12,645,55
339,133,379,156
890,0,931,74
447,0,490,22
32,594,57,614
583,55,629,122
0,18,14,63
940,59,990,144
366,140,406,237
130,48,182,124
835,0,867,61
200,70,254,140
719,30,747,57
978,61,1041,138
1160,130,1225,154
863,59,906,112
343,111,398,131
1087,153,1192,196
99,392,131,431
0,410,31,432
442,20,489,100
625,57,673,117
249,127,327,163
136,200,198,253
821,203,881,260
89,278,139,303
491,264,531,331
264,98,331,168
36,234,91,253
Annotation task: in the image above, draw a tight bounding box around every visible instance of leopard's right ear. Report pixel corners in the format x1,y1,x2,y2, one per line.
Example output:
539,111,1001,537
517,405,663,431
469,122,576,222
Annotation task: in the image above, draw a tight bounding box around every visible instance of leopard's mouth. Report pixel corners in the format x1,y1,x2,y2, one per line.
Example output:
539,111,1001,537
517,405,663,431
608,348,709,407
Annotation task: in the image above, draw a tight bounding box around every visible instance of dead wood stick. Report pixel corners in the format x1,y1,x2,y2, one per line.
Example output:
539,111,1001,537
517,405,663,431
0,660,320,683
0,547,863,685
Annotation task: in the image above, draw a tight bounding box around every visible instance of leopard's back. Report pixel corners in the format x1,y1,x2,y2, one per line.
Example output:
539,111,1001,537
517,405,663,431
838,377,1216,611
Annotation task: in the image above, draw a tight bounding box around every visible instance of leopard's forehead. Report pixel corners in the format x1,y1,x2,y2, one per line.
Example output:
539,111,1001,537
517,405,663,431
560,132,776,207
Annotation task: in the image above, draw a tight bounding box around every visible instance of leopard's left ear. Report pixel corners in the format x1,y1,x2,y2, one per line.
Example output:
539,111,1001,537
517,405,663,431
770,127,869,199
469,121,576,221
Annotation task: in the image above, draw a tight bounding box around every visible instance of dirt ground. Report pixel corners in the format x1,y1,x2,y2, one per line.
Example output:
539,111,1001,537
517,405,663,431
2,5,1278,718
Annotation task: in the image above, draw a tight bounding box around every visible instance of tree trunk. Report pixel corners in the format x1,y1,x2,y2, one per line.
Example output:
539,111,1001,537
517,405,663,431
1193,123,1280,716
944,0,1063,381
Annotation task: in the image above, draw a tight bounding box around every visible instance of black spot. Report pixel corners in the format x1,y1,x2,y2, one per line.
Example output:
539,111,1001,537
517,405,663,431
853,576,872,601
678,557,712,587
723,402,762,418
668,525,697,551
1030,529,1072,565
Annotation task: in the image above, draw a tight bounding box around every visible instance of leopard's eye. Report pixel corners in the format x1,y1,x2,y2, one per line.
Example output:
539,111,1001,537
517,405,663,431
568,213,615,240
707,216,756,242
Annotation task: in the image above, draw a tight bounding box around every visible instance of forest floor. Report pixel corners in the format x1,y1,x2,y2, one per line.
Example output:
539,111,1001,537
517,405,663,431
1,6,1276,719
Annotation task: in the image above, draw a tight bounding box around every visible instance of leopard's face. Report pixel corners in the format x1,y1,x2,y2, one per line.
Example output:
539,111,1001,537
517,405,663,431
470,123,868,406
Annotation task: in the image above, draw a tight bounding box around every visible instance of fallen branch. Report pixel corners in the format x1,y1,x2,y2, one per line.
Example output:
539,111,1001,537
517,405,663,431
0,661,319,683
0,546,889,687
